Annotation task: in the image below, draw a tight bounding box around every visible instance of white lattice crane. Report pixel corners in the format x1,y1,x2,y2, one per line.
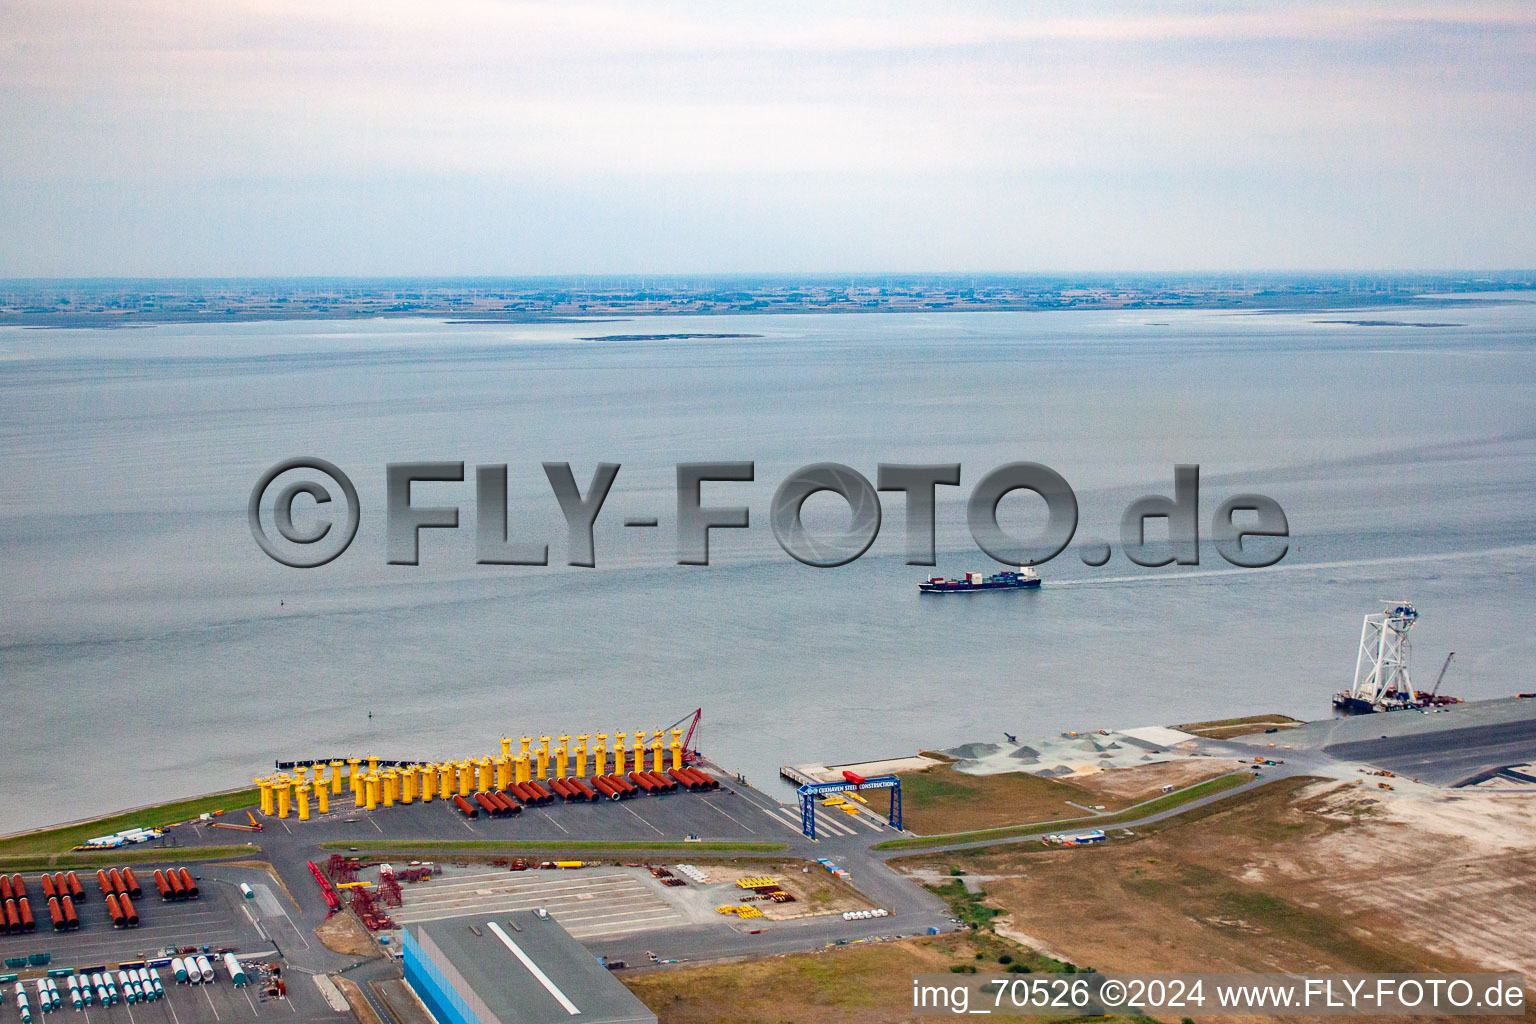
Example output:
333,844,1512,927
1347,601,1418,708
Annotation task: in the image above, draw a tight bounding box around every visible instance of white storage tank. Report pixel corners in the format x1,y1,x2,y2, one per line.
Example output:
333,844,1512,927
223,953,248,987
196,955,215,983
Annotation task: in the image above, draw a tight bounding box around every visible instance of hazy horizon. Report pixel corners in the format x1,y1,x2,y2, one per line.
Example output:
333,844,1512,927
4,1,1534,277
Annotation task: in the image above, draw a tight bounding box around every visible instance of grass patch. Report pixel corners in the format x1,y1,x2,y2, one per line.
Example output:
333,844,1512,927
0,788,261,857
1176,714,1302,739
899,766,1106,834
874,772,1251,851
0,844,259,873
321,839,788,854
926,878,1004,930
620,932,1142,1024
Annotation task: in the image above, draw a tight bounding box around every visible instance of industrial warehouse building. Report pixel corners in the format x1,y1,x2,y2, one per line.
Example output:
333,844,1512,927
403,911,657,1024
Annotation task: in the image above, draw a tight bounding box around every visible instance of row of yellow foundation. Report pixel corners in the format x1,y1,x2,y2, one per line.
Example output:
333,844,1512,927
255,729,687,819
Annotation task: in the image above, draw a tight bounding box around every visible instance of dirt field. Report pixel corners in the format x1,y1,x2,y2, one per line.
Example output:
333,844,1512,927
895,778,1536,1022
315,909,383,956
623,934,1147,1024
1071,759,1237,803
1252,783,1536,977
899,759,1237,834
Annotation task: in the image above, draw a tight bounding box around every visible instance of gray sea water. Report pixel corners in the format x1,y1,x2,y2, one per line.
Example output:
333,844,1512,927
3,302,1535,833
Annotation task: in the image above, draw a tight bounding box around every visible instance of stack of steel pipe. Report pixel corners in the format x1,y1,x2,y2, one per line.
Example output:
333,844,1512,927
588,776,624,800
508,781,548,806
595,773,638,797
667,768,703,790
473,792,509,818
452,794,478,818
626,771,660,793
676,766,719,789
565,778,599,801
641,770,677,792
489,791,522,815
548,778,586,802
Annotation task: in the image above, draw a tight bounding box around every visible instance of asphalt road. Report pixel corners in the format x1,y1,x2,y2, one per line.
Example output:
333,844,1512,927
1321,716,1536,785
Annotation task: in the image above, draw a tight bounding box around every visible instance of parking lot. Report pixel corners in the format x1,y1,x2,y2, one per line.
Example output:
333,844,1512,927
0,864,350,1024
0,870,258,970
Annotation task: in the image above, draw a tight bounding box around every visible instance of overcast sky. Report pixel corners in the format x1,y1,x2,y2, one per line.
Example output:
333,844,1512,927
2,0,1533,276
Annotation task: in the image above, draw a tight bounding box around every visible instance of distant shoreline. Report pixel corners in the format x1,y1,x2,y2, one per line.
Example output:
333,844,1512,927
2,275,1529,329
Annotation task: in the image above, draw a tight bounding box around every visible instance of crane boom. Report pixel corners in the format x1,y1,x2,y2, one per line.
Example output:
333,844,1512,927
1429,652,1455,698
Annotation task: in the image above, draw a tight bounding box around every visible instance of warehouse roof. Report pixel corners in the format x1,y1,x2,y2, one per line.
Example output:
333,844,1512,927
406,910,655,1024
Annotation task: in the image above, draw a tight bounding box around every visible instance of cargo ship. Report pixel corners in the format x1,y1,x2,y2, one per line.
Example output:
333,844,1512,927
919,566,1040,593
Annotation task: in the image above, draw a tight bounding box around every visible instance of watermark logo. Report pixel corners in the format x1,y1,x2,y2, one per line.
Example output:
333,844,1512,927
248,460,1289,570
247,456,360,567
